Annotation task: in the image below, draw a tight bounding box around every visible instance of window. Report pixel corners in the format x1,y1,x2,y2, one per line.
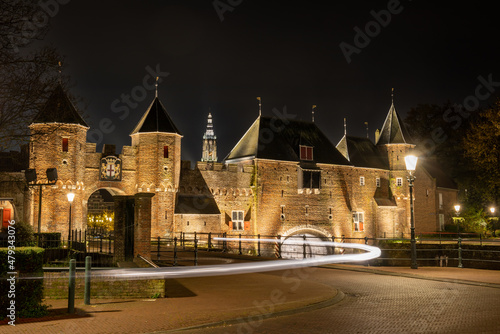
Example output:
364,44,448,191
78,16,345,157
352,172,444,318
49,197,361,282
360,177,365,186
376,177,380,188
300,170,321,189
165,211,168,220
439,193,443,209
396,178,403,187
231,210,244,230
353,211,364,232
300,145,313,161
62,138,69,152
164,146,169,158
439,214,445,231
305,205,309,216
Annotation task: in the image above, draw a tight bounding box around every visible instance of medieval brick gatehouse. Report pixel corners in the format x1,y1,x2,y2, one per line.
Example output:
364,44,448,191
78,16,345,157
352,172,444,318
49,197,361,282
5,85,457,246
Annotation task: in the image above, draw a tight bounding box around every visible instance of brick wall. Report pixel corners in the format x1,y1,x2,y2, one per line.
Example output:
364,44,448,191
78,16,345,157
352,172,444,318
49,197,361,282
44,272,165,299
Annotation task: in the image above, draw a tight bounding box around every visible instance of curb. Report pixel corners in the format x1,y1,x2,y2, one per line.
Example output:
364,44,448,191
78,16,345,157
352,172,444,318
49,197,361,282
321,265,500,289
158,290,345,333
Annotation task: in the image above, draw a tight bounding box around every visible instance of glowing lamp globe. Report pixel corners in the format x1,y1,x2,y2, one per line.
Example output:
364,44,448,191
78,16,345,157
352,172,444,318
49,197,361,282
404,155,418,171
67,192,75,203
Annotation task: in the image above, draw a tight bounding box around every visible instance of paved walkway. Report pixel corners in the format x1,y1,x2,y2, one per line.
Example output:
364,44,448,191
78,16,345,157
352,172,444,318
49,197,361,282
3,265,500,333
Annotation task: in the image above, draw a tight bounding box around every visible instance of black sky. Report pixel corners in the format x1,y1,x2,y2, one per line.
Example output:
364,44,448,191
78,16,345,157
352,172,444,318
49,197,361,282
42,0,500,162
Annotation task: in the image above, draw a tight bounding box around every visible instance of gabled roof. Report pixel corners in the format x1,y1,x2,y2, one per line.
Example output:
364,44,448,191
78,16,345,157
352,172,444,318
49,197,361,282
225,116,351,165
31,85,88,127
337,135,389,169
376,102,412,145
130,97,181,135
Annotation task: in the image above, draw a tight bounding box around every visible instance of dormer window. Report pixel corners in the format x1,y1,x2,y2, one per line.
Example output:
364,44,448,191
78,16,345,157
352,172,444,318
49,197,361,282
300,145,313,161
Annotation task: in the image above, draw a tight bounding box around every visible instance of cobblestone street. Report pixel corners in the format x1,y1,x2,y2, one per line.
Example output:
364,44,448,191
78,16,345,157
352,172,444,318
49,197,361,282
179,268,500,334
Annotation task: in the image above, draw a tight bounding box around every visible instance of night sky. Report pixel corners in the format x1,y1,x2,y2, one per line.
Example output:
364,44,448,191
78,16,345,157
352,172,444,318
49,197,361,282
41,1,500,163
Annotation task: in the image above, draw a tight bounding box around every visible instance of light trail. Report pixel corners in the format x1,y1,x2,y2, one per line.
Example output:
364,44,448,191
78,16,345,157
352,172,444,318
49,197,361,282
93,238,381,280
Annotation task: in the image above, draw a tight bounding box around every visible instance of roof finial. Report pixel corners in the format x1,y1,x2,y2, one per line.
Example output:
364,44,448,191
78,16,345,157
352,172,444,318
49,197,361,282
391,87,394,104
256,97,261,116
58,61,62,85
312,105,316,123
364,121,369,139
155,77,159,98
344,117,347,136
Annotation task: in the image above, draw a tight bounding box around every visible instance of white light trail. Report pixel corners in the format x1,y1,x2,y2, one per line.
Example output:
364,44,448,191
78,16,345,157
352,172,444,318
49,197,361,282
93,238,381,280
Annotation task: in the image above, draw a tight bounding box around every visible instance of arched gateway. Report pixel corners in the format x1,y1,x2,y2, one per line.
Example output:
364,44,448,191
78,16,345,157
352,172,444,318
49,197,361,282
280,225,333,259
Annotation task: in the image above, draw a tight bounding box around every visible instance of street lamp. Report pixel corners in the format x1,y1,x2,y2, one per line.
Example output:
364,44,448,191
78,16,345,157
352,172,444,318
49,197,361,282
490,207,497,237
67,192,75,244
404,154,418,270
454,204,461,235
24,168,58,246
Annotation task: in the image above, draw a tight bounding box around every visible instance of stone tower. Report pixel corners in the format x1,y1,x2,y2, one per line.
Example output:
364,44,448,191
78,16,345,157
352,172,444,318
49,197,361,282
201,112,217,162
29,85,89,233
130,96,182,237
376,99,415,235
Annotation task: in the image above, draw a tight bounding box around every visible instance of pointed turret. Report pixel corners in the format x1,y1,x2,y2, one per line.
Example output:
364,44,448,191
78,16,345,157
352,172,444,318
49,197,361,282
130,97,181,135
32,85,88,127
375,101,412,145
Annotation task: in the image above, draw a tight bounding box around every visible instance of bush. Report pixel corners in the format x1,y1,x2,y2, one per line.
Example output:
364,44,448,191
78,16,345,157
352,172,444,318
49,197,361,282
12,221,35,247
0,247,48,319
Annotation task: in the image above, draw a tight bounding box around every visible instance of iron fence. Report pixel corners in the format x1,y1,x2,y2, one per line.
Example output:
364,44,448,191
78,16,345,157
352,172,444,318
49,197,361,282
151,232,500,269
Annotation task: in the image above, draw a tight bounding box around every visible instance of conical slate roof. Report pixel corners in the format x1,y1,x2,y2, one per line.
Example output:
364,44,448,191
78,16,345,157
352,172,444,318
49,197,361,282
225,116,351,165
376,102,412,145
130,97,181,135
32,85,88,127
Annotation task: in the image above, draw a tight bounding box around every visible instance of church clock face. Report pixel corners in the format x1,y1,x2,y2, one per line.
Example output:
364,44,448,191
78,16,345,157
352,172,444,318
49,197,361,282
100,156,122,181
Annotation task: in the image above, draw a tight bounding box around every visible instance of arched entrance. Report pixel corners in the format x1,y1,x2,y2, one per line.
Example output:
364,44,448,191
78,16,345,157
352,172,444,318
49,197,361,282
0,198,15,229
280,226,332,259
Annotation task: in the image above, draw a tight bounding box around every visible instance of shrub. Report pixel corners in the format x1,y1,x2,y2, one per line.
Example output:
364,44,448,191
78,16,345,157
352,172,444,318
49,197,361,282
0,247,48,319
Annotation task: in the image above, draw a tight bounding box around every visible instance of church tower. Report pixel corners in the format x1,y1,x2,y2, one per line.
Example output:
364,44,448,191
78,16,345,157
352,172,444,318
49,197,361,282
29,85,89,233
130,95,182,237
201,112,217,162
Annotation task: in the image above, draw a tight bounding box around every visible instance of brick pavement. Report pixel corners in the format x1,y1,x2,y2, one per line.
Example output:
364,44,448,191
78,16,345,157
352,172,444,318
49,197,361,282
3,265,500,334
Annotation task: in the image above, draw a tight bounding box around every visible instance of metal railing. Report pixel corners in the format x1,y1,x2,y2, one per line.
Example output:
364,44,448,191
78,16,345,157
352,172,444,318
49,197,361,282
151,232,500,269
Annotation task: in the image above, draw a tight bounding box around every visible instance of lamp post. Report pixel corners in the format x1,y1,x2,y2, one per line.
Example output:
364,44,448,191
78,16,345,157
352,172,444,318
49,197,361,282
490,207,497,237
454,204,461,235
67,192,75,245
454,204,463,268
24,168,58,246
404,155,418,270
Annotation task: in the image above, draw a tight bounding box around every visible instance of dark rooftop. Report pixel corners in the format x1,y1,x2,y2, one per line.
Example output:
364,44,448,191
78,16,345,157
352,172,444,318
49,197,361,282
32,85,88,127
130,97,181,135
225,116,351,165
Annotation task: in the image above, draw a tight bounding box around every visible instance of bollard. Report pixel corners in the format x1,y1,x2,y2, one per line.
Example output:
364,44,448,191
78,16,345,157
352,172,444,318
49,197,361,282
68,259,76,313
84,256,91,305
194,238,198,266
173,237,178,266
239,234,242,255
258,234,261,257
208,232,212,250
332,236,335,254
458,237,463,268
364,236,368,245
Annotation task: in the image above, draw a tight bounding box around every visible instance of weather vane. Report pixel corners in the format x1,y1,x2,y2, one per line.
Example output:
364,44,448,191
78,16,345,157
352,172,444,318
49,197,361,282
257,97,261,116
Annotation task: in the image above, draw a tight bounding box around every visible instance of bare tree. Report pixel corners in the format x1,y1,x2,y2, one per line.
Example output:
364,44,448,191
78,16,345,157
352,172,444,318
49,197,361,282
0,0,67,151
